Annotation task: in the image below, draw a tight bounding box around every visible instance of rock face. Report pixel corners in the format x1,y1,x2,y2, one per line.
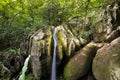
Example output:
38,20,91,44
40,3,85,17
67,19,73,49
27,25,88,78
93,37,120,80
56,25,86,57
105,29,120,42
63,42,100,80
0,54,24,80
29,28,53,77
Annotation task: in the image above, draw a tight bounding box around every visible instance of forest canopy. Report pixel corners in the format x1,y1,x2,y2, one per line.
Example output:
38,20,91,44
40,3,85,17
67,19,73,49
0,0,115,49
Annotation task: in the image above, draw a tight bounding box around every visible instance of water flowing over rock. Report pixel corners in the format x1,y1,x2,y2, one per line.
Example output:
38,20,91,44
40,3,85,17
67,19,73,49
51,28,57,80
63,42,103,80
26,25,88,78
0,23,119,80
93,37,120,80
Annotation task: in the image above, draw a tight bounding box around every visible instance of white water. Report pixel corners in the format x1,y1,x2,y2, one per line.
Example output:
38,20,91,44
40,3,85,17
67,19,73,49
51,28,57,80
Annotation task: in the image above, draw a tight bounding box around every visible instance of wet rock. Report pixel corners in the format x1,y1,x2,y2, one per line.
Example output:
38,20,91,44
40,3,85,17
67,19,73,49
57,25,79,56
105,29,120,42
30,55,42,77
57,41,63,60
80,71,96,80
63,42,101,80
56,25,67,59
30,31,44,77
56,25,86,57
86,73,96,80
29,28,53,77
117,26,120,31
0,63,11,80
93,21,106,42
23,24,88,78
93,37,120,80
79,37,88,45
0,54,24,79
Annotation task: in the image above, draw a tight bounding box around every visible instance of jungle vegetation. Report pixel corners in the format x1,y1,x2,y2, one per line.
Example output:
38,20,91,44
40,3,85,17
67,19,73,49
0,0,115,51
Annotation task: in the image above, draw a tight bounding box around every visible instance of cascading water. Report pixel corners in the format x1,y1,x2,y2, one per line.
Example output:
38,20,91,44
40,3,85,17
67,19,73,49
51,27,57,80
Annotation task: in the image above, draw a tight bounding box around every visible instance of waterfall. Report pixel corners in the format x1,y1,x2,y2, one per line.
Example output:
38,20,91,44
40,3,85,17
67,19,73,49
51,27,57,80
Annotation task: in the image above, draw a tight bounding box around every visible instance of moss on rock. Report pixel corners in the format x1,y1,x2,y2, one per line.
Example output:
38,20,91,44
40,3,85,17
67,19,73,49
93,37,120,80
63,42,98,80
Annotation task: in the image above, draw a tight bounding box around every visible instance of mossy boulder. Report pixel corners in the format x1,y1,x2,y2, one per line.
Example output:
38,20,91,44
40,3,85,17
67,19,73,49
93,37,120,80
63,42,101,80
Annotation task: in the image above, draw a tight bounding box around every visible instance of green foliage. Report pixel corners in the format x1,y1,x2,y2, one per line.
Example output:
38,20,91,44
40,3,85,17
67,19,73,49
25,73,41,80
0,48,21,55
0,0,114,49
6,48,20,54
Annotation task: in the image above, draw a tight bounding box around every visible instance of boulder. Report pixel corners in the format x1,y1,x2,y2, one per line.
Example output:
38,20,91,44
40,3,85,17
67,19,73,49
63,42,102,80
105,29,120,42
29,28,53,77
93,37,120,80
